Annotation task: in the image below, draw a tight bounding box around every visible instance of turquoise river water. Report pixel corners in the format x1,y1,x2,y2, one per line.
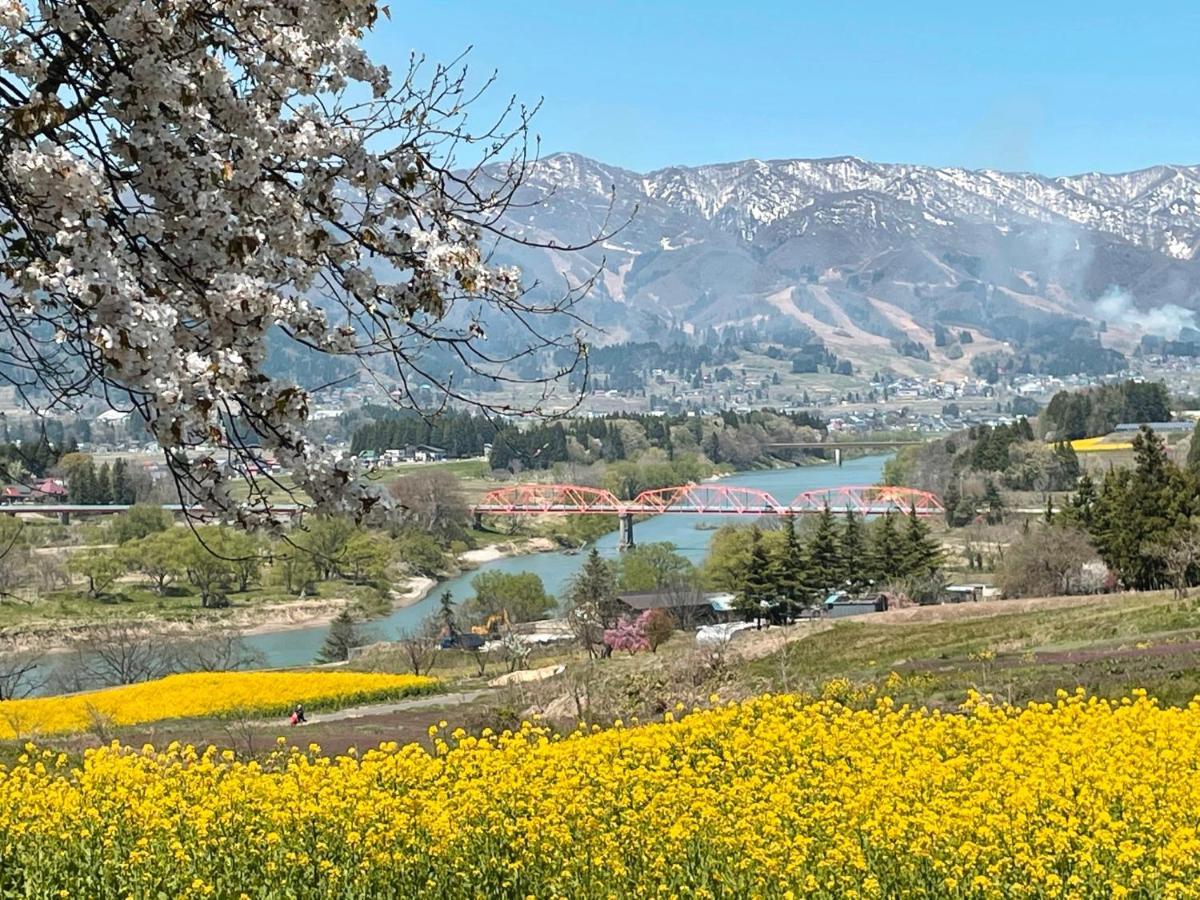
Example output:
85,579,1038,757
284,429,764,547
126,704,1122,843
244,453,892,667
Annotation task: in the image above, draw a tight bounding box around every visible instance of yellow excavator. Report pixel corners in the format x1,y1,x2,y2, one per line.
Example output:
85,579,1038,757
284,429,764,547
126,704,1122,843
470,609,510,638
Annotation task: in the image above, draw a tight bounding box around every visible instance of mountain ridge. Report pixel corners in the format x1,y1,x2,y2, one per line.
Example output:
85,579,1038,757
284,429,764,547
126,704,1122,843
488,151,1200,375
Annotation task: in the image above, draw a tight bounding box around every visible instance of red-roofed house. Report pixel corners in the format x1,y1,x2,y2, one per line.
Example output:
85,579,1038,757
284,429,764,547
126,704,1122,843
32,479,67,502
0,485,30,505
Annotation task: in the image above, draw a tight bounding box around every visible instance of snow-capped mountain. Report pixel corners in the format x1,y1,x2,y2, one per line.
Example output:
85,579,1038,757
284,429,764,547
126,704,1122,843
642,156,1200,257
490,153,1200,372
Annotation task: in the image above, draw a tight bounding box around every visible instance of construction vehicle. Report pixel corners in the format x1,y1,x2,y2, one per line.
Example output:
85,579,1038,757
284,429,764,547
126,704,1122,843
470,609,510,638
439,632,487,651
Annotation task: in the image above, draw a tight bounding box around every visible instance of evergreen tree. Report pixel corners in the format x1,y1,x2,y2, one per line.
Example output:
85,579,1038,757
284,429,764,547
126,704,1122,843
71,460,97,503
111,458,134,504
1052,441,1082,485
840,509,868,590
952,491,979,528
1089,426,1191,590
1066,472,1098,529
609,427,626,461
942,481,962,527
901,503,943,577
770,514,810,615
1189,419,1200,474
315,609,362,663
735,527,773,622
1132,426,1168,485
438,590,458,638
25,434,57,477
806,503,844,596
983,479,1005,525
95,462,113,504
568,548,621,627
869,512,906,582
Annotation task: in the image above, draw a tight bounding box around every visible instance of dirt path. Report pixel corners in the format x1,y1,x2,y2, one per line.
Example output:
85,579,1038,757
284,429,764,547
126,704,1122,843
302,687,496,725
729,619,834,661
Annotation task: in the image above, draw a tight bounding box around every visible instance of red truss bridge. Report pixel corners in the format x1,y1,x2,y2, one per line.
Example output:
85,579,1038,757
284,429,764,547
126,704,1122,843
471,483,943,548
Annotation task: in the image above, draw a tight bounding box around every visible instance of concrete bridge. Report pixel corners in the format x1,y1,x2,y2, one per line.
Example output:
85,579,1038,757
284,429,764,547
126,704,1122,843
767,439,928,466
0,503,303,525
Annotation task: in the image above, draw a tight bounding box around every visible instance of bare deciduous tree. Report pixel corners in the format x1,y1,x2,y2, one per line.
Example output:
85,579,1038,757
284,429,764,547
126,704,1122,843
173,629,264,673
470,647,492,678
222,710,265,759
0,518,30,598
0,643,42,700
62,621,171,687
659,575,707,631
566,602,605,660
388,471,470,537
396,617,441,677
35,556,70,594
997,524,1099,599
1148,523,1200,600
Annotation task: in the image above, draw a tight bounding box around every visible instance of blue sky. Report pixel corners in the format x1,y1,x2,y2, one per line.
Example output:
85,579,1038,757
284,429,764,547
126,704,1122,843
372,2,1200,176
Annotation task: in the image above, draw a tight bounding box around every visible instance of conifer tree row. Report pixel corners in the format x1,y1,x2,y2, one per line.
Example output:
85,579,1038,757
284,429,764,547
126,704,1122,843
717,506,944,620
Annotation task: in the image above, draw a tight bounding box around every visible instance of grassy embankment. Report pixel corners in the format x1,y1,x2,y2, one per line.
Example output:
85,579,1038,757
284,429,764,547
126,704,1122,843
745,590,1200,708
0,580,387,631
0,459,578,631
1070,430,1192,473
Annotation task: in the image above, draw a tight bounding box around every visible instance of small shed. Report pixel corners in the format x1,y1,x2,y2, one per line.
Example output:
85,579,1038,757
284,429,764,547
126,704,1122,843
414,444,447,462
945,584,985,603
824,591,889,618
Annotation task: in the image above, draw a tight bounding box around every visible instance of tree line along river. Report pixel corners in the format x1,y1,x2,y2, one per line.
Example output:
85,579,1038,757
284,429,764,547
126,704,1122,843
245,453,893,668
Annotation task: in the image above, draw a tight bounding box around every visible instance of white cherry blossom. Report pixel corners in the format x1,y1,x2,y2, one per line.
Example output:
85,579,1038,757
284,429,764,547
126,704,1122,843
0,0,594,524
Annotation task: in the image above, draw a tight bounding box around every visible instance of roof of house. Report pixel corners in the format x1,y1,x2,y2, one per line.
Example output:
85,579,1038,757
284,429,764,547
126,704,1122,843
33,480,67,495
1114,422,1193,432
617,591,727,611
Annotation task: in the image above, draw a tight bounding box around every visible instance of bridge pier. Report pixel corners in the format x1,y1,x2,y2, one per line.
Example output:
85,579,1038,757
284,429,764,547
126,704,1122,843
618,512,635,551
834,447,842,467
471,509,483,530
58,510,70,525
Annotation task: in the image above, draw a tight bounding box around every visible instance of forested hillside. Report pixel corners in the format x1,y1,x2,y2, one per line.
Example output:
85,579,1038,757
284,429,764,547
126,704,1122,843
1040,380,1171,441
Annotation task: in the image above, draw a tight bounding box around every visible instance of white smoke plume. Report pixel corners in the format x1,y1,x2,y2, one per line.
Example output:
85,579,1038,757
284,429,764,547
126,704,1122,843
1095,287,1197,339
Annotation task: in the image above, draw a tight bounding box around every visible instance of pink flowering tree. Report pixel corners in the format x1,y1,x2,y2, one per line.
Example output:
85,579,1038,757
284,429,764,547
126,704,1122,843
637,608,675,653
0,1,605,525
603,615,649,655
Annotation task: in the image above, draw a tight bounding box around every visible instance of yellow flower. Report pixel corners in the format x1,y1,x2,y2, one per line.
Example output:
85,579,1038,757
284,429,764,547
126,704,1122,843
0,671,435,739
1,689,1198,896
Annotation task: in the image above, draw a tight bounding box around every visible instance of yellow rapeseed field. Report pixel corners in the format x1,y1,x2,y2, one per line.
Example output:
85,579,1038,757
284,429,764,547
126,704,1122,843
2,690,1200,897
0,671,436,739
1070,436,1135,452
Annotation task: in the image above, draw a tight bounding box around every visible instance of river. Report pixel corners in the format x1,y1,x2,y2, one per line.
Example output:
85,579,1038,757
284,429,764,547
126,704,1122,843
245,453,892,667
